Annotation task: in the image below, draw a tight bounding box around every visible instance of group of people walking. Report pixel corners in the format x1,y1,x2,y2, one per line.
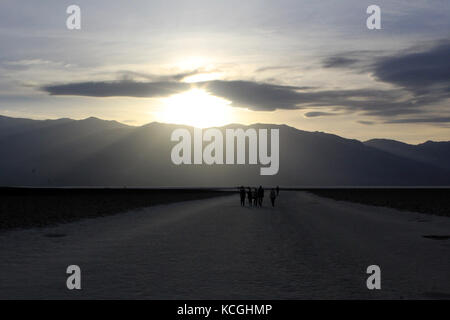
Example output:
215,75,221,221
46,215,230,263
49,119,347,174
239,185,280,208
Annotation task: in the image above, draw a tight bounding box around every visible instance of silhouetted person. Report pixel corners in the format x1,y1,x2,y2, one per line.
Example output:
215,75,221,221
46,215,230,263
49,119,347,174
270,188,277,207
239,186,246,206
247,187,253,207
258,186,264,207
276,185,280,196
253,188,258,207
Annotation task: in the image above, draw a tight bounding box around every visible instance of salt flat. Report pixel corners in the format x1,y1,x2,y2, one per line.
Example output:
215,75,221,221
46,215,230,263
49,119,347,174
0,191,449,299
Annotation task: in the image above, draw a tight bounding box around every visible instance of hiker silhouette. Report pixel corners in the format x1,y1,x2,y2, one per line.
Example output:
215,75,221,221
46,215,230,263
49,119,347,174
258,186,264,207
270,188,277,207
247,187,253,207
239,186,246,206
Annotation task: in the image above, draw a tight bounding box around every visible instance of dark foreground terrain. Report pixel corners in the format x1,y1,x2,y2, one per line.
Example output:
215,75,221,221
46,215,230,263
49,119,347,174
309,188,450,217
0,187,230,230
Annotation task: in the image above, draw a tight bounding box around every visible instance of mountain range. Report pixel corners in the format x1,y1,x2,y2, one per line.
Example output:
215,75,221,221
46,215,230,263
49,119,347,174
1,115,449,186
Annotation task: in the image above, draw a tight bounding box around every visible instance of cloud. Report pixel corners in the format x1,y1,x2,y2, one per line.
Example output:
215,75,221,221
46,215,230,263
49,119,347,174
357,120,375,125
323,41,450,98
202,80,309,111
372,41,450,92
317,41,450,123
304,111,338,118
322,57,359,68
321,50,383,70
1,59,71,71
255,65,294,73
385,116,450,124
42,79,312,110
41,78,423,116
43,81,189,97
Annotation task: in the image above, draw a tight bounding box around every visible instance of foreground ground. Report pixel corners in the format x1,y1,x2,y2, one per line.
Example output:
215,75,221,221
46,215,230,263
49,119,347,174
0,191,449,299
308,188,450,217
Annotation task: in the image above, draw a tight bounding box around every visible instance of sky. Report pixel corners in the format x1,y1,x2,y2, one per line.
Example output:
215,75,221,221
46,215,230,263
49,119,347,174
0,0,449,143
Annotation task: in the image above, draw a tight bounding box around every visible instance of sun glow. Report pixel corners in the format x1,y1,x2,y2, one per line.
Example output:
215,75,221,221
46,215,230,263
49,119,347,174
157,89,233,128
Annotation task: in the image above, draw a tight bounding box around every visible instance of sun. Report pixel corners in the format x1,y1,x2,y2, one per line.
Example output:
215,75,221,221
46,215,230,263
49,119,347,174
157,89,233,128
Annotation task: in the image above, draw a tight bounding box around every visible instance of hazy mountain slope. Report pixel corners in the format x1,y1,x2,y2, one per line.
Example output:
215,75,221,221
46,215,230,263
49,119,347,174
365,139,450,171
1,115,449,186
0,116,133,185
0,115,73,139
272,125,449,186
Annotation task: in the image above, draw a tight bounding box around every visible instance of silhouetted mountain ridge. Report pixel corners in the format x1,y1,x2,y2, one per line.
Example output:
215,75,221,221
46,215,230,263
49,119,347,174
0,115,449,186
365,138,450,171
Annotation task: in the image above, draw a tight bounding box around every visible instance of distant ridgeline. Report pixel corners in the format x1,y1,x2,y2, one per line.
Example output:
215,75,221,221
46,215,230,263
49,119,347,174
0,115,450,187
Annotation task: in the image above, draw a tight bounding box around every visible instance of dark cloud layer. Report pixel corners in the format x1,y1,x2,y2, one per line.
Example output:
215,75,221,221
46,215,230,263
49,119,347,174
357,120,375,125
41,79,426,117
44,81,189,97
373,41,450,92
385,117,450,124
202,80,309,111
370,41,450,124
321,41,450,123
43,79,411,116
304,111,337,118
